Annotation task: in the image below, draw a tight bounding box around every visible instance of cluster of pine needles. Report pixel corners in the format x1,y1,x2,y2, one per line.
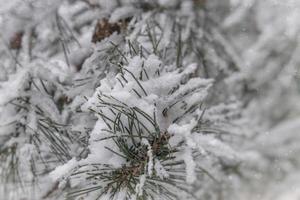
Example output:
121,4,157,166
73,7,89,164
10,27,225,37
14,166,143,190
67,92,195,200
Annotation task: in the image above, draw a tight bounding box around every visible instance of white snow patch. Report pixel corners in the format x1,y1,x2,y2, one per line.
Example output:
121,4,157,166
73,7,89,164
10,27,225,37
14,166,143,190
142,139,154,177
109,6,135,23
183,148,196,184
50,158,77,181
135,174,146,197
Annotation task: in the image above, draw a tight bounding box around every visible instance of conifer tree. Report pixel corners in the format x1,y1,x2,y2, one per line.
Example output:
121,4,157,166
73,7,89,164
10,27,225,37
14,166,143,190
0,0,299,200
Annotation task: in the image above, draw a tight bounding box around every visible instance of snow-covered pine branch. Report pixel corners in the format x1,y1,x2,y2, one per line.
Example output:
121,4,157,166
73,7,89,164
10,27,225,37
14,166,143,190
1,0,300,200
